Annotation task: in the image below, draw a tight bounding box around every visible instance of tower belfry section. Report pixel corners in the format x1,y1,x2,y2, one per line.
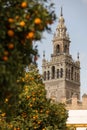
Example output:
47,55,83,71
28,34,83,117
42,9,80,102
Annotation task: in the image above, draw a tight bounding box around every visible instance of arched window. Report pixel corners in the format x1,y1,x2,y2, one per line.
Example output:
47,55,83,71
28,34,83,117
71,67,73,80
57,69,59,78
60,68,63,78
68,69,70,79
47,71,50,80
56,45,60,53
77,73,79,81
52,66,55,79
64,45,67,53
44,71,46,80
66,68,68,78
75,72,76,81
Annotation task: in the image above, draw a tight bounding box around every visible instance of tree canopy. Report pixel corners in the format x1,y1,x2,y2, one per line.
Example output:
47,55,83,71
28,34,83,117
0,1,68,130
0,0,56,106
0,64,68,130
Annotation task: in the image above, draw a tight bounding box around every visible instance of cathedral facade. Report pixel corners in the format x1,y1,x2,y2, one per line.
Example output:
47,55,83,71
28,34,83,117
42,9,80,102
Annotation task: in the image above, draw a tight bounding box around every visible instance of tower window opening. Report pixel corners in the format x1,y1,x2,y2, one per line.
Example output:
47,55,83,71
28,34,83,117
66,68,68,78
47,71,50,80
64,45,67,53
57,69,59,78
77,73,79,81
52,66,55,79
68,69,70,79
75,72,76,81
60,68,63,78
56,45,60,53
71,67,73,80
44,71,46,80
71,92,74,97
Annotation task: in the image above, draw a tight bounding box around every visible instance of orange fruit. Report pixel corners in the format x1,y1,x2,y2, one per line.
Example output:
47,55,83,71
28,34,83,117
7,30,14,37
4,51,9,56
15,16,19,20
26,96,30,100
38,121,41,124
21,2,27,8
26,32,34,39
17,128,20,130
2,56,8,61
5,98,8,103
8,43,14,49
26,14,30,19
34,18,41,24
8,18,14,23
29,104,32,107
14,128,17,130
1,113,6,117
19,21,25,27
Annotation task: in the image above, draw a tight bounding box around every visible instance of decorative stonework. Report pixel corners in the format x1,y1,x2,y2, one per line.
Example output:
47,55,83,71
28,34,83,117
42,8,80,102
61,94,87,110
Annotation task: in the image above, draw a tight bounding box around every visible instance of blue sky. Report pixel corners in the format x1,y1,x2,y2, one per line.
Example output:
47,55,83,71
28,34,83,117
37,0,87,96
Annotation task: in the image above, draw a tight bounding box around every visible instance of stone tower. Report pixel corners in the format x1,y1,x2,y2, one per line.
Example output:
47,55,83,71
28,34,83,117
42,8,80,102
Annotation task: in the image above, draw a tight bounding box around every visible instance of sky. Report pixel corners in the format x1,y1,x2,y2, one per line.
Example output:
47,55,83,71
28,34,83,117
37,0,87,96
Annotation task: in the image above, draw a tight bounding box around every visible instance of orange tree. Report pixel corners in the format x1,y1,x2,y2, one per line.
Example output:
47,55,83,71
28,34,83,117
0,64,68,130
0,0,56,115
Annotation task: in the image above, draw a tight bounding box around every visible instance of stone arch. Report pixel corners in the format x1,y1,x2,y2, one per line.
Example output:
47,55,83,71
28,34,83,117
60,68,63,78
51,66,55,79
68,69,70,79
57,69,59,78
64,45,67,53
56,44,60,53
71,67,73,80
66,68,68,78
75,72,76,81
44,71,46,80
47,71,50,80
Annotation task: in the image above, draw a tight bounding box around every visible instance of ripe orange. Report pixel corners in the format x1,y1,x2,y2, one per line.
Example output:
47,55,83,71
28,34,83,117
17,128,20,130
5,98,8,103
29,104,32,107
8,18,14,23
26,14,30,19
26,32,34,39
1,113,6,117
38,121,41,124
2,56,8,61
34,18,41,24
13,128,17,130
26,96,30,100
19,21,25,27
7,30,14,37
21,2,27,8
8,43,14,49
15,16,19,20
4,51,9,56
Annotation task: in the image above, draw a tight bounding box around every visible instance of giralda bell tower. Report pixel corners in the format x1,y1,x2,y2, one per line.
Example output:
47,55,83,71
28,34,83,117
42,8,80,102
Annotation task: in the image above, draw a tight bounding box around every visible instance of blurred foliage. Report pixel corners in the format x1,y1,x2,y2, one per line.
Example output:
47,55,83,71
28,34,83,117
0,0,56,109
0,64,68,130
0,1,68,130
